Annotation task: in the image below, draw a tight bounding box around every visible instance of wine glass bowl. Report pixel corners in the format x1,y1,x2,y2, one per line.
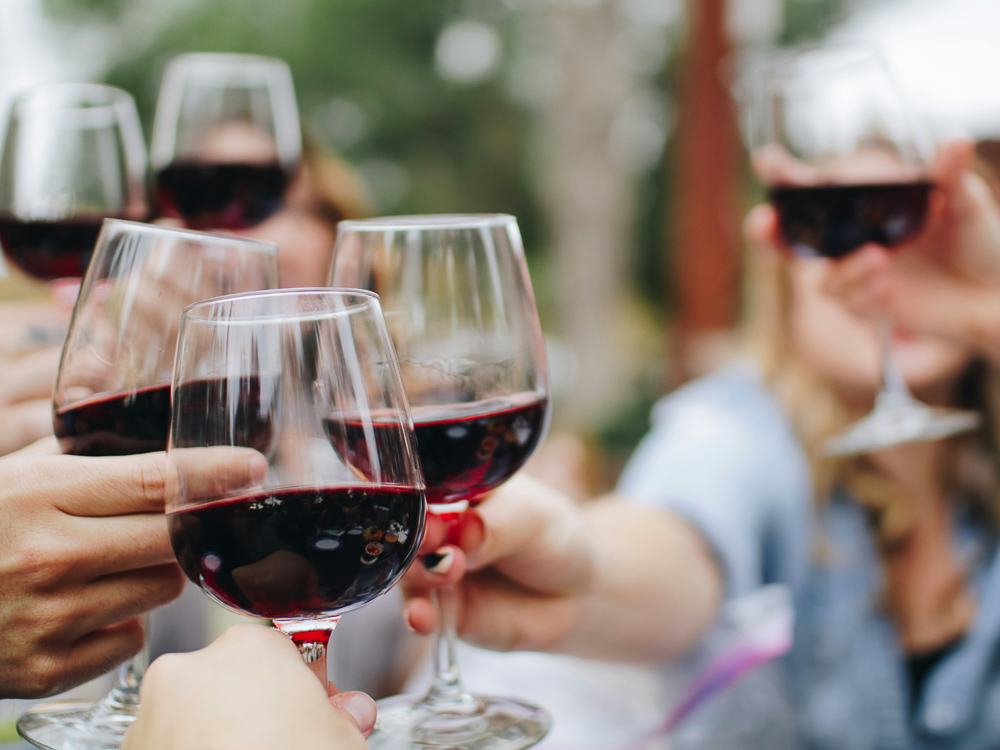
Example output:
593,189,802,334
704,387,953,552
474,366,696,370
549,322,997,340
166,288,425,677
753,44,979,455
0,83,147,282
151,53,301,230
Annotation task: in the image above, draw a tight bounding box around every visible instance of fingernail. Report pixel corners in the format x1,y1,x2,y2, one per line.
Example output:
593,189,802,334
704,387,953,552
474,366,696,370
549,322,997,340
423,547,454,575
340,692,377,735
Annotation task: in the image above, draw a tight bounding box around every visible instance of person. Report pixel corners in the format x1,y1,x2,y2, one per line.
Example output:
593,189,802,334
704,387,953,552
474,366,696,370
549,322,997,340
401,139,1000,748
0,444,266,698
122,625,376,750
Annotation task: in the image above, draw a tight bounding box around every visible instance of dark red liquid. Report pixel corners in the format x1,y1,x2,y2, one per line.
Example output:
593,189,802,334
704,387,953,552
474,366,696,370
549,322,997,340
0,216,106,281
326,396,548,505
54,383,172,456
171,376,274,454
156,162,287,230
168,486,424,618
769,181,932,259
55,377,271,457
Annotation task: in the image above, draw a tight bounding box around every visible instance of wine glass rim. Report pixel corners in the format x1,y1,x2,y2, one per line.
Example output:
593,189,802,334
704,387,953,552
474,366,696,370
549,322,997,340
765,42,887,80
338,214,517,232
167,52,291,71
100,219,279,255
11,82,135,109
181,286,381,322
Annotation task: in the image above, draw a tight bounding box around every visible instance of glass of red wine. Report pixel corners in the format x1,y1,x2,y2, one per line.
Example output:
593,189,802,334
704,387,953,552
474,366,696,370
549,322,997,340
17,220,279,750
330,215,552,749
166,288,426,687
0,83,147,290
150,53,301,231
754,44,979,455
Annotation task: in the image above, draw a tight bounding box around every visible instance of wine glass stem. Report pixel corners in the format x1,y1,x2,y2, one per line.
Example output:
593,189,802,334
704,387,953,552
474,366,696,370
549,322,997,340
275,618,339,689
876,313,916,410
423,584,478,712
97,614,151,714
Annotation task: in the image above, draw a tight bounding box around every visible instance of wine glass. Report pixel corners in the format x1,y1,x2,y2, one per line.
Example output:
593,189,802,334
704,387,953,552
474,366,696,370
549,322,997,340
166,288,426,687
17,220,279,750
330,215,552,749
0,83,147,294
753,43,979,456
150,53,301,231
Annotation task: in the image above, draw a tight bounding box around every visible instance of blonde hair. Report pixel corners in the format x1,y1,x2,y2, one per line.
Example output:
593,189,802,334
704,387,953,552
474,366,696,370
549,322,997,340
741,245,1000,550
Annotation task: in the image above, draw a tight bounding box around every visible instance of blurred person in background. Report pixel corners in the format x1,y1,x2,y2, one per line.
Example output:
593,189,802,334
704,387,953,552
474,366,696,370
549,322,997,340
402,139,1000,749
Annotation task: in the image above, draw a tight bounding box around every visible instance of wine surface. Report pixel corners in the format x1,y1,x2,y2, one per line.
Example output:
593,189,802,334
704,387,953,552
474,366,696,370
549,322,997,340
769,181,932,259
156,162,287,230
326,395,548,505
168,485,423,618
0,216,106,281
54,383,172,456
56,376,270,457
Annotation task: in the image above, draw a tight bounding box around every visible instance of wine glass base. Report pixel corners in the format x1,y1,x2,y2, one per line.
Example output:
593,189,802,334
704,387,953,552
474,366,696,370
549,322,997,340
18,699,135,750
824,404,980,457
369,693,551,750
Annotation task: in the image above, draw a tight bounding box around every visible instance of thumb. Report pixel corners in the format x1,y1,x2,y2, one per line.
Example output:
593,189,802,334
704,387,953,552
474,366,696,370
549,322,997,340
329,691,377,739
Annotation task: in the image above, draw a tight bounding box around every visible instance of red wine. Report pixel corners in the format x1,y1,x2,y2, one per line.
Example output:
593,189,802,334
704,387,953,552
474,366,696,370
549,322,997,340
168,486,424,618
326,395,548,506
156,162,287,230
54,383,172,456
768,181,932,259
171,376,274,454
55,377,271,457
0,216,106,281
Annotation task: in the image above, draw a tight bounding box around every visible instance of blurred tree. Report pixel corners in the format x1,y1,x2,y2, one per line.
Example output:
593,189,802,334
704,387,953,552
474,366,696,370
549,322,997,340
44,0,544,259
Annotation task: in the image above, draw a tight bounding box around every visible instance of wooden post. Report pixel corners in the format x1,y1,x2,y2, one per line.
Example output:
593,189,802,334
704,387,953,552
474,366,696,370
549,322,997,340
670,0,742,381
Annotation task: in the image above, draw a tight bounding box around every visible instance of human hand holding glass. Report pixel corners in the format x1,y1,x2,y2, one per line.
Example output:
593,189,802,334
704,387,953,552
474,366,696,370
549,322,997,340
752,44,979,455
330,215,551,749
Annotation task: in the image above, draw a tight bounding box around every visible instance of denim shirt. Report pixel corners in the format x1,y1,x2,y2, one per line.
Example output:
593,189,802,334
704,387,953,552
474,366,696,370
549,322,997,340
617,365,1000,750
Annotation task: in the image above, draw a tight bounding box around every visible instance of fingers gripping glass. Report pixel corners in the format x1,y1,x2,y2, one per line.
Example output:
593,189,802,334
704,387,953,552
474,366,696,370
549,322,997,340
18,221,278,750
753,44,978,456
330,215,552,750
150,53,301,231
166,289,426,690
0,84,147,284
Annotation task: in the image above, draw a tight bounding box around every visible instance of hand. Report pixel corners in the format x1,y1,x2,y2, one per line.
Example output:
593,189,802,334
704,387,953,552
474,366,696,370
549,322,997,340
123,625,376,750
749,140,1000,360
0,447,265,699
0,301,69,456
402,475,593,652
402,474,721,660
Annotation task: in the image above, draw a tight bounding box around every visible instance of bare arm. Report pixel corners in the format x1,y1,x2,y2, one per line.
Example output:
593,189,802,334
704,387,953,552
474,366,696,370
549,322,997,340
402,475,723,662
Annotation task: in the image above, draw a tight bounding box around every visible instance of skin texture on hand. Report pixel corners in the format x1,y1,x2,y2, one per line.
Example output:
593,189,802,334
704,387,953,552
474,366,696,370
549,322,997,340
123,625,375,750
0,446,265,699
401,474,722,662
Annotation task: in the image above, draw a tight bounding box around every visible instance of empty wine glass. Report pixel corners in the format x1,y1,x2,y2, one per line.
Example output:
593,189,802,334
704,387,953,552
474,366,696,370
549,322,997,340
166,288,426,688
150,53,301,230
330,215,552,750
17,220,278,750
753,44,979,456
0,84,146,288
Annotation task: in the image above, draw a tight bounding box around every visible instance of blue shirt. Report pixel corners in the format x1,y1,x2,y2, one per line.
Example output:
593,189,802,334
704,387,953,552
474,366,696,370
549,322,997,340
617,365,1000,750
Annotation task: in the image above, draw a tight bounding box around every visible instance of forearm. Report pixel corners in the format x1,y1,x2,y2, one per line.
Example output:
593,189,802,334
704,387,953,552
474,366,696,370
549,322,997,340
559,499,722,662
